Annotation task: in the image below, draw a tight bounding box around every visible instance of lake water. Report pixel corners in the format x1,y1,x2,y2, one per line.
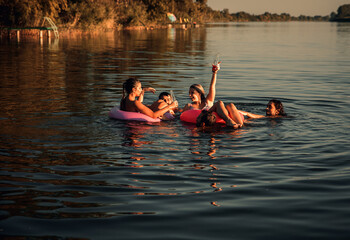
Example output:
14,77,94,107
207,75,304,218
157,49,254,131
1,22,350,239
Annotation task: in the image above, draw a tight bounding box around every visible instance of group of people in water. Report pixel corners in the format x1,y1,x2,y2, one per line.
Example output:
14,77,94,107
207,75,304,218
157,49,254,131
120,63,286,128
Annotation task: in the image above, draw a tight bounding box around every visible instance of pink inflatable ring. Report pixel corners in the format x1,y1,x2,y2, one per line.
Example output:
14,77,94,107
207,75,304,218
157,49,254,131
109,106,161,122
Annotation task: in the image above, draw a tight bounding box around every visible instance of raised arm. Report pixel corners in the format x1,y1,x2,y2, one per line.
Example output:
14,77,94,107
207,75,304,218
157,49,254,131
206,65,220,106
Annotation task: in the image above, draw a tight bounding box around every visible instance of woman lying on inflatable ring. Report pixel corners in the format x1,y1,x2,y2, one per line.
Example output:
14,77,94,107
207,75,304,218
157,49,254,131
196,99,287,128
120,78,178,119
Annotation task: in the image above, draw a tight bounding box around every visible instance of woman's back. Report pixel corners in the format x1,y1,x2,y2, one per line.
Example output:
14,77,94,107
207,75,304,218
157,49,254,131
120,98,138,112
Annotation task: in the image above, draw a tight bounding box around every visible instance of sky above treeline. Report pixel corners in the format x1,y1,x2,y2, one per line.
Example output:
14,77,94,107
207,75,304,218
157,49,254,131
207,0,350,16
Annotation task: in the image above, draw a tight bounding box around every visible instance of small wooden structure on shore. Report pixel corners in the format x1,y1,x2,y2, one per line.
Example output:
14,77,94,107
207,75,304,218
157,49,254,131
2,17,59,41
168,22,199,29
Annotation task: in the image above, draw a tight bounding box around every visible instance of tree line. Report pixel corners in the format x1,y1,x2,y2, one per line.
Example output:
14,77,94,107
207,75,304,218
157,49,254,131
0,0,347,29
1,0,212,28
330,4,350,22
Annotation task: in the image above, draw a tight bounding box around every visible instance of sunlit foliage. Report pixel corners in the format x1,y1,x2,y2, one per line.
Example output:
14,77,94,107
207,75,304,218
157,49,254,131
0,0,334,28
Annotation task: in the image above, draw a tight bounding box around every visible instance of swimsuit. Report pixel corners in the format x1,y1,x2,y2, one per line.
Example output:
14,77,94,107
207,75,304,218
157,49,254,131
189,102,212,111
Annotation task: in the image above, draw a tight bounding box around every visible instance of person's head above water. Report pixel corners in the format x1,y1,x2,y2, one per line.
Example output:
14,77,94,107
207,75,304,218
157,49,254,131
122,77,141,96
189,84,206,103
158,92,172,105
196,110,217,127
266,99,286,116
120,77,142,110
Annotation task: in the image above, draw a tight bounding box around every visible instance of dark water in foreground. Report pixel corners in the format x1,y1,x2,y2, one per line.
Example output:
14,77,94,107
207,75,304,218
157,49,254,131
1,22,350,239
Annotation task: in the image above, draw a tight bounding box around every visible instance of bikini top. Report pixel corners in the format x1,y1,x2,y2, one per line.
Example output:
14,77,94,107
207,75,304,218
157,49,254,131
189,102,212,111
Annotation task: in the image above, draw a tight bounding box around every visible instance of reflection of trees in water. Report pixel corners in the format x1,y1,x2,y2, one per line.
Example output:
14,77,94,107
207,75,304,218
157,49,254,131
1,27,208,123
104,28,208,90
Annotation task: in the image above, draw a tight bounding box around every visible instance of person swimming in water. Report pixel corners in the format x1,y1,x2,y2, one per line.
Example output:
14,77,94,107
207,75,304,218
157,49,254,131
120,78,178,119
150,92,174,111
183,63,220,112
239,99,286,119
196,99,286,128
196,110,217,127
149,91,177,119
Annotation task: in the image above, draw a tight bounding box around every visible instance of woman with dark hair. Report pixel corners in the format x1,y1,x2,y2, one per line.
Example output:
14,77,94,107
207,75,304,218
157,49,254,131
120,78,178,119
149,91,177,120
149,92,173,112
183,64,220,112
240,99,287,118
196,99,287,128
196,110,217,127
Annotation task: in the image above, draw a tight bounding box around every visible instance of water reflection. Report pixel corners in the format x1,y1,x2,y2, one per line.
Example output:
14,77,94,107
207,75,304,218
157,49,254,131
121,122,156,148
180,127,247,207
113,118,245,207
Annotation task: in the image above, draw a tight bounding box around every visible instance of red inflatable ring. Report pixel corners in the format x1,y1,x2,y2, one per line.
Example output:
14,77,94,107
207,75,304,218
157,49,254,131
180,109,226,124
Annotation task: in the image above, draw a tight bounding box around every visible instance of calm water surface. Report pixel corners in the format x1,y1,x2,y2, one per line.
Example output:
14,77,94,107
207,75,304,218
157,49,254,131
1,22,350,239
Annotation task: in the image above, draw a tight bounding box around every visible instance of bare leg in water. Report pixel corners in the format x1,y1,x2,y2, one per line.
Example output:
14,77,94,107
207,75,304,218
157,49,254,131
225,103,244,126
209,101,243,128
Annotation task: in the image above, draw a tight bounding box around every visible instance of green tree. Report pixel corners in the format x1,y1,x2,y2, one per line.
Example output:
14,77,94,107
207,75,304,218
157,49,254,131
0,0,67,26
175,0,197,19
336,4,350,18
196,0,207,4
139,0,170,22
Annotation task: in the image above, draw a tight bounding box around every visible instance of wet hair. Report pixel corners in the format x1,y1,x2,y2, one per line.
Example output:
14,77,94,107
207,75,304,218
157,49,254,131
159,92,170,100
269,99,287,116
190,84,206,103
120,77,140,111
196,110,217,127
